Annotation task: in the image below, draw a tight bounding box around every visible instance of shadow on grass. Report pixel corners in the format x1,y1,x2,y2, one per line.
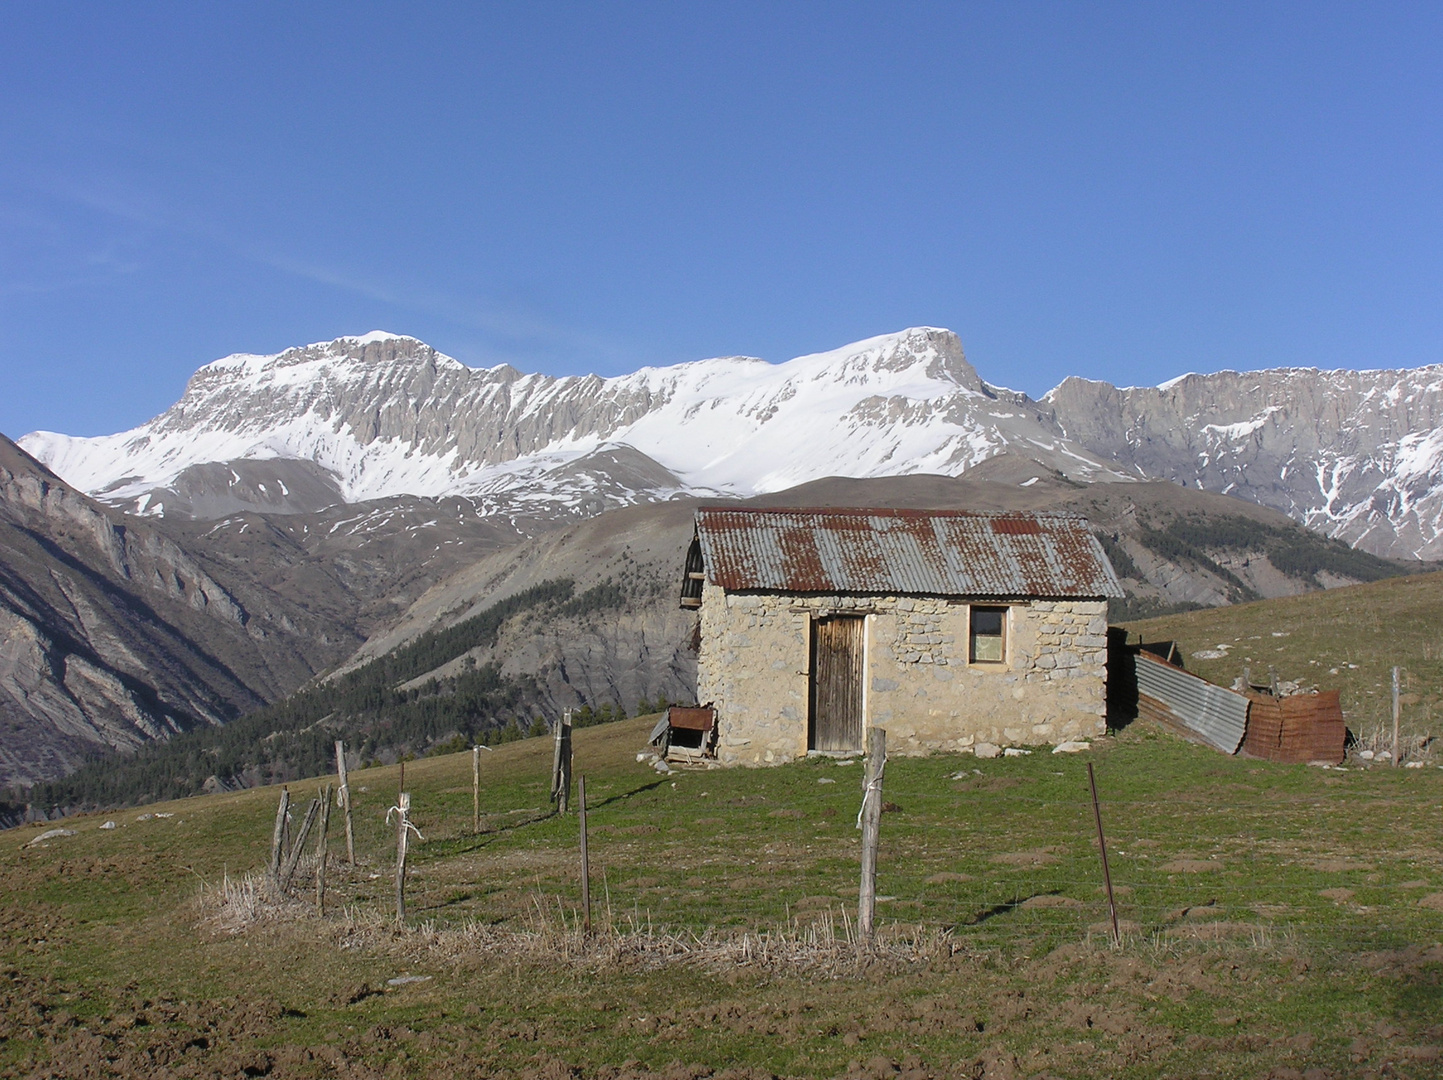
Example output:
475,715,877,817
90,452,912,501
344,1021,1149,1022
958,890,1064,927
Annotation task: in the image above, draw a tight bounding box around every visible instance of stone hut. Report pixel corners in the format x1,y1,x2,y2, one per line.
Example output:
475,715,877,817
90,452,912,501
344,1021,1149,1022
679,508,1123,765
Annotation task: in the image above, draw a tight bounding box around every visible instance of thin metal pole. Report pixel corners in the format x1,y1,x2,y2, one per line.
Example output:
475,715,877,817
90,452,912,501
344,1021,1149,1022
579,774,591,935
472,745,481,833
1088,762,1120,947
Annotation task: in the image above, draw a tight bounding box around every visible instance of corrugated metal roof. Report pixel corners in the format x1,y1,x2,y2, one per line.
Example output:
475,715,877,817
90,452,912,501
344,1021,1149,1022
693,508,1124,598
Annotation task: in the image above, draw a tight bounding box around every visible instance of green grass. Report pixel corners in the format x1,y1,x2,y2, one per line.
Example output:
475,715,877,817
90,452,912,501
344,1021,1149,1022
4,712,1442,1078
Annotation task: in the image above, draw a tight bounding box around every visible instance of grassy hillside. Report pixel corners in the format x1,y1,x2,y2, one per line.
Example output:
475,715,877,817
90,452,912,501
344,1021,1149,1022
4,715,1442,1078
1120,569,1443,740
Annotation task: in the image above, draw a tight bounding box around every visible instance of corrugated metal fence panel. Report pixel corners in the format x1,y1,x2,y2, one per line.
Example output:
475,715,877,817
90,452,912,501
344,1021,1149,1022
1134,652,1249,754
694,508,1124,598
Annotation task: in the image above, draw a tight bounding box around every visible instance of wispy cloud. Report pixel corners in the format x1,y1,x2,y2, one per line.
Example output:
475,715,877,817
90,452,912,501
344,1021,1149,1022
10,165,642,372
252,250,636,366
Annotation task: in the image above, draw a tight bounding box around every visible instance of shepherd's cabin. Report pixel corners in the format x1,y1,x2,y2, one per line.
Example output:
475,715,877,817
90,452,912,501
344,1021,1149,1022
678,507,1123,765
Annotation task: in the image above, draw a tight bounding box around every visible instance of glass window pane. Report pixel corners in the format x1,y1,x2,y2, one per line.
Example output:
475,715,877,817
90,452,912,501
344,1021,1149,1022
970,606,1006,663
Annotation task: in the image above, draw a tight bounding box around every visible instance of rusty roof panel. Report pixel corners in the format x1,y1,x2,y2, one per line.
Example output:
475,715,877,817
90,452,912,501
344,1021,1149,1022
694,508,1124,598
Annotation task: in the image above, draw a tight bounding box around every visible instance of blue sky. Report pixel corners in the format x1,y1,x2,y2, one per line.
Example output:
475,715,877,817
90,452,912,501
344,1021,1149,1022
3,2,1442,439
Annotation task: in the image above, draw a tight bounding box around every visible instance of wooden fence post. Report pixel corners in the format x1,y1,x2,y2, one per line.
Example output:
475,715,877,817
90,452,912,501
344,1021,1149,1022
560,717,573,815
269,787,290,899
1392,666,1402,767
857,726,886,946
551,710,573,813
551,714,564,800
392,792,414,925
335,740,356,867
280,795,321,893
472,745,481,834
579,774,591,934
315,783,332,915
1088,762,1121,947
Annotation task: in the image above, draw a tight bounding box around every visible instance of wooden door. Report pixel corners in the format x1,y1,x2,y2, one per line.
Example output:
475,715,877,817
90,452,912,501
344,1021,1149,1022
810,615,864,752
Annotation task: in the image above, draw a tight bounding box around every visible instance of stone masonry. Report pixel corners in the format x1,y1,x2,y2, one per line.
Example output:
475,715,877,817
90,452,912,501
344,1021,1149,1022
696,583,1108,766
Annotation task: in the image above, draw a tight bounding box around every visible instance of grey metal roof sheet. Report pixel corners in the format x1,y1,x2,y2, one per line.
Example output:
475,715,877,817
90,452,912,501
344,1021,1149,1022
693,507,1124,598
1135,652,1249,754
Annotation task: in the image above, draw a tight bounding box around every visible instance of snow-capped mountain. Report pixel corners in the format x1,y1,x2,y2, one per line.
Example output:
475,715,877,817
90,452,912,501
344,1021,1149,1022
20,327,1443,559
19,328,1129,518
1045,366,1443,560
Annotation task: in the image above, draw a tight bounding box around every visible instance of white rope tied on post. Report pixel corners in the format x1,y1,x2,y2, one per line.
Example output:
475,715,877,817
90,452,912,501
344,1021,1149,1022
856,747,887,830
385,802,426,843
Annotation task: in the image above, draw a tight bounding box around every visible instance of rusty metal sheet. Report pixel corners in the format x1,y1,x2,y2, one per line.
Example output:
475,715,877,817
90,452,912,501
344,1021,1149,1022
666,706,716,732
692,508,1123,598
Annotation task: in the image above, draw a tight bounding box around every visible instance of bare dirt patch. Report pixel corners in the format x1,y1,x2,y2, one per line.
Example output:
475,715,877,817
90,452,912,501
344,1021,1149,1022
1020,895,1081,910
1305,857,1374,872
1161,858,1224,873
791,895,842,911
989,850,1058,867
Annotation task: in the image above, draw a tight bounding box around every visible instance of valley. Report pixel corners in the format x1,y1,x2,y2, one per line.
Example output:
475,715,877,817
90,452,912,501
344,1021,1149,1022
3,326,1441,802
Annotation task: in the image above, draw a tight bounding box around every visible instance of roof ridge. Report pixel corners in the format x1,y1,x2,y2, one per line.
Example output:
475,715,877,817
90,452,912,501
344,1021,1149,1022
696,506,1084,519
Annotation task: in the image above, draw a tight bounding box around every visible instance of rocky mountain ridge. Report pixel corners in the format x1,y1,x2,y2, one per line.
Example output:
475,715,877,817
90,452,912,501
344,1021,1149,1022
0,433,572,790
20,327,1443,559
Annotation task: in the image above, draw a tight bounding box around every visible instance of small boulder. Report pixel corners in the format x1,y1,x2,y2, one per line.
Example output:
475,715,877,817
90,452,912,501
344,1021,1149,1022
23,828,76,847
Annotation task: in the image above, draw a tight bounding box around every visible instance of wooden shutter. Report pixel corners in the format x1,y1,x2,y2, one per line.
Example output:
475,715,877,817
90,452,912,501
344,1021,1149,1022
810,615,864,752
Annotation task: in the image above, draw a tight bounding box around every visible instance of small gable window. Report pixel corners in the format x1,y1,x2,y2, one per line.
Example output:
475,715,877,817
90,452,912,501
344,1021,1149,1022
969,606,1007,664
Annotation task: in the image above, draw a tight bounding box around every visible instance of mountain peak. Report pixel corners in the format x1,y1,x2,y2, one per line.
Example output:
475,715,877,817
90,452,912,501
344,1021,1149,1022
24,327,1443,559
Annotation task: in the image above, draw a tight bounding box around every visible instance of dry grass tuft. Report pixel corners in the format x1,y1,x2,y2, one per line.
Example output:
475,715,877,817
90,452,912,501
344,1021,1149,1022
199,867,316,934
331,903,958,977
1350,724,1433,764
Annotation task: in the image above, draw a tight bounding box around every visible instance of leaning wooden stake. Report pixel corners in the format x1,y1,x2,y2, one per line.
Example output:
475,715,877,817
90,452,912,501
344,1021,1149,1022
560,718,573,814
268,787,290,898
335,740,356,866
857,726,887,947
279,795,321,892
472,745,481,834
578,774,592,934
1392,666,1402,767
550,715,565,800
1088,762,1121,947
551,711,573,814
388,792,422,924
315,783,332,915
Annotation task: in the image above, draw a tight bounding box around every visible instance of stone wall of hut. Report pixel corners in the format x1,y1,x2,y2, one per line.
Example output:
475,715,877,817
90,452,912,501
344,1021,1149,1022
696,584,1108,765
